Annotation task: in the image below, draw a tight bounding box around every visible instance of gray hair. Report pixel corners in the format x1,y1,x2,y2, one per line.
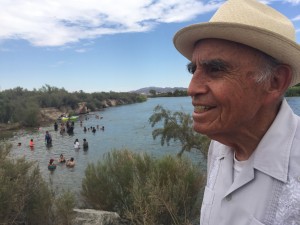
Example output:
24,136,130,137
255,52,281,84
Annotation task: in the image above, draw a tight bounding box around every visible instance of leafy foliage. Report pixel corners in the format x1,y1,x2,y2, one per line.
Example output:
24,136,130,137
81,149,205,225
0,84,147,126
285,86,300,97
149,89,188,97
149,105,210,158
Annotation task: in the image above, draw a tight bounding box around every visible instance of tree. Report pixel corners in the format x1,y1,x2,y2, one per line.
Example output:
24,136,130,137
149,89,157,96
0,85,147,124
149,105,210,158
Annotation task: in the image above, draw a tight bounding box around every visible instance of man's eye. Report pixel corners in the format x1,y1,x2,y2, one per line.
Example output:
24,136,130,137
187,63,196,74
203,62,229,75
206,65,223,73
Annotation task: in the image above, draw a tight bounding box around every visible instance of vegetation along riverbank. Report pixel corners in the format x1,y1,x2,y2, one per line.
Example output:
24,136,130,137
1,100,209,224
0,84,147,137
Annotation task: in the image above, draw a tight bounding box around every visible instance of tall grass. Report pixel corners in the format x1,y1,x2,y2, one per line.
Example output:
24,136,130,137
81,149,205,225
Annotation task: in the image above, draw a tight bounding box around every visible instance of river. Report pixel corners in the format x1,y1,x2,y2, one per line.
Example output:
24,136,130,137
7,97,196,201
6,96,300,203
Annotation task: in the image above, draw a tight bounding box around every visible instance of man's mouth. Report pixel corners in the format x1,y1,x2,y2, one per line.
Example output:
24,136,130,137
194,105,214,113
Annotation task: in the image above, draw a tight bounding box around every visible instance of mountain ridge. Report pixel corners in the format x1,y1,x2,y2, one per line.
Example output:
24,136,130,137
131,87,187,94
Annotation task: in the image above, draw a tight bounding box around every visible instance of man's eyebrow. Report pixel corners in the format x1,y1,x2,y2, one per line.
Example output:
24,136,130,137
200,59,232,72
200,59,230,67
187,62,196,74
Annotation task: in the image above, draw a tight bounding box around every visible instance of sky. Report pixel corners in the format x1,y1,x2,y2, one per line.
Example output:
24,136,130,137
0,0,299,93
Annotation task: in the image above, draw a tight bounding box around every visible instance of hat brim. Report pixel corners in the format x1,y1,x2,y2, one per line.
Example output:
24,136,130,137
173,22,300,87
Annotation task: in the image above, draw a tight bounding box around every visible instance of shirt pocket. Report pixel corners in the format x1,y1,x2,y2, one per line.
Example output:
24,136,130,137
249,217,265,225
200,186,215,225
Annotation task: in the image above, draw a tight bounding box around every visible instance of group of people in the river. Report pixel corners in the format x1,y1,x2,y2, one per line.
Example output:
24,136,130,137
83,125,104,133
73,138,89,150
54,121,75,134
24,114,100,171
48,154,76,170
47,136,89,171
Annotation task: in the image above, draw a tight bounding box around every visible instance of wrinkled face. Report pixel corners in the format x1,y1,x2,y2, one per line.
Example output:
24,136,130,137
188,39,269,139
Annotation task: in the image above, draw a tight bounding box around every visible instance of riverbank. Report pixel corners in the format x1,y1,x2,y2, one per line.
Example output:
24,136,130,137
0,107,64,139
0,98,145,135
0,123,22,139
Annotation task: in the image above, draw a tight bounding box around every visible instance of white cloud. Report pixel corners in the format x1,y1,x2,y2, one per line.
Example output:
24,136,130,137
286,0,300,4
259,0,300,5
0,0,220,47
258,0,273,4
263,0,300,4
293,15,300,21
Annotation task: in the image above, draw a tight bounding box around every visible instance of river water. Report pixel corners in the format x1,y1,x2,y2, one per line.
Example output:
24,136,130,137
6,96,300,202
7,97,195,200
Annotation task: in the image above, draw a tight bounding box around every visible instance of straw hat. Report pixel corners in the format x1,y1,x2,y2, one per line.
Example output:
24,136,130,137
173,0,300,86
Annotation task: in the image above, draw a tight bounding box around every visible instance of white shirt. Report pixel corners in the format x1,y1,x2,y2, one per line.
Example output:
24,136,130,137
74,141,80,149
233,153,248,181
200,99,300,225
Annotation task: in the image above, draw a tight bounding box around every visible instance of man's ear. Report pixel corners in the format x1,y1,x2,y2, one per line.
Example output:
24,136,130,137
267,64,292,99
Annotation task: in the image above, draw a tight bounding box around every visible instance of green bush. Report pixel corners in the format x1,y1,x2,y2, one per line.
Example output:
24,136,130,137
81,149,205,225
54,190,76,225
0,143,53,224
285,86,300,97
0,143,76,225
0,85,147,124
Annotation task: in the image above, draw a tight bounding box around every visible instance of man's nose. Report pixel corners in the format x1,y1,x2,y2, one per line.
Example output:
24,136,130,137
187,71,209,96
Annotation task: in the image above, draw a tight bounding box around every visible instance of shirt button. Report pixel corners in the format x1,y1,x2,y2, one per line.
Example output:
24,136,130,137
226,195,232,201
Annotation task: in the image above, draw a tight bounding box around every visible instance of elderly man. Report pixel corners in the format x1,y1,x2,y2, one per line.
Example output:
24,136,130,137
173,0,300,224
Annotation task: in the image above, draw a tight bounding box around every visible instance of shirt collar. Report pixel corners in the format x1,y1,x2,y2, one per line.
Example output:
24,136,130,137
252,99,298,183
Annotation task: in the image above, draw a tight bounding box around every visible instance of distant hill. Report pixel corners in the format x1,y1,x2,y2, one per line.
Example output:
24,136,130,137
132,87,187,95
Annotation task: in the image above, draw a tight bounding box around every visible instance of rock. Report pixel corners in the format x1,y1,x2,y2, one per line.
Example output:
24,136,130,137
73,209,125,225
76,102,88,114
40,107,63,122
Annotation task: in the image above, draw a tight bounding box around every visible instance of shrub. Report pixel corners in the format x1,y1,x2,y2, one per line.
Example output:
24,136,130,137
285,86,300,97
81,149,205,225
53,190,76,225
81,150,141,211
0,143,53,224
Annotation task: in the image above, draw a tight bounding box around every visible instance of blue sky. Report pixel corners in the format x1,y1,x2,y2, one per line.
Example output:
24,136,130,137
0,0,299,93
